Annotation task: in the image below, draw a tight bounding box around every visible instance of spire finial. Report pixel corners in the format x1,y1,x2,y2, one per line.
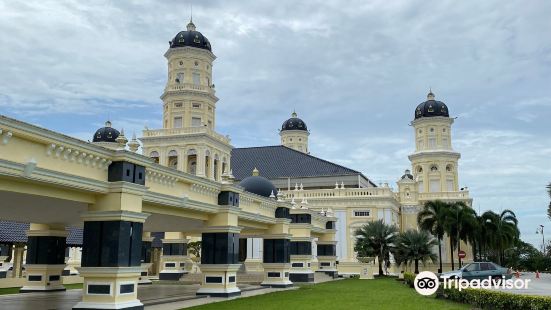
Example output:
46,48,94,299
427,88,435,100
190,2,193,23
252,167,259,176
291,109,297,118
186,3,196,31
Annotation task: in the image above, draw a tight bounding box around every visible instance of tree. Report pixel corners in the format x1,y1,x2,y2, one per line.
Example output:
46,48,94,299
354,219,398,276
417,200,449,273
482,210,519,265
394,230,438,274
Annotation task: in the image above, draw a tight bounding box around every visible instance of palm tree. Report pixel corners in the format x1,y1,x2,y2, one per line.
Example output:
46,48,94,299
417,200,449,273
354,219,398,275
444,202,476,269
482,210,519,264
394,230,438,274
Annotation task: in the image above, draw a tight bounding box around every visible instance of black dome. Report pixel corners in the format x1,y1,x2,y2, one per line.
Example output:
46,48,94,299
401,169,414,180
239,170,278,198
415,92,449,119
93,121,120,143
169,22,212,51
281,111,307,131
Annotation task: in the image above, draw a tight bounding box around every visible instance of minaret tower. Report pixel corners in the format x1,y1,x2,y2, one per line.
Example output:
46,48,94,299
408,90,460,193
140,19,232,181
279,111,310,154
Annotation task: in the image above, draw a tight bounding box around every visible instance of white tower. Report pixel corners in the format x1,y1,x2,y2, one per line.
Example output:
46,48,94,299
140,20,232,181
279,111,309,154
408,91,460,194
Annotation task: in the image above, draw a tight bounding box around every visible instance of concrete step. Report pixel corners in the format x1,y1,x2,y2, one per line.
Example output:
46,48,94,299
179,272,264,284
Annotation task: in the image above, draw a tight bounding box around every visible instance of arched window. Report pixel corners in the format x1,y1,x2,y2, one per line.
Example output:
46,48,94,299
446,164,453,172
150,151,160,164
430,165,438,172
168,150,178,169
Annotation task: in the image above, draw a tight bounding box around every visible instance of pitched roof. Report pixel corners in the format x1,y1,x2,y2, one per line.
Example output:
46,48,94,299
231,146,374,185
0,221,29,243
0,221,82,246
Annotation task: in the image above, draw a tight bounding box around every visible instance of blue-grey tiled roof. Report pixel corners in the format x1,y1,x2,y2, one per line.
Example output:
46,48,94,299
231,146,374,186
0,221,29,243
0,221,82,246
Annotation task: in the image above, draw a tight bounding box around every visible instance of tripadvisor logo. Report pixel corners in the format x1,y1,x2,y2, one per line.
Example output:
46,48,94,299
414,271,440,296
414,271,531,296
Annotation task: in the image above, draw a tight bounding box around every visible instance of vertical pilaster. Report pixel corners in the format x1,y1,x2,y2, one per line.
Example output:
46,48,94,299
20,224,68,292
11,243,25,278
196,148,206,177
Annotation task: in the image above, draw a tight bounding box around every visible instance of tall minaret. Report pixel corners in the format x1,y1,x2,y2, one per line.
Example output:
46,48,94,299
279,111,310,154
408,90,460,193
140,20,232,181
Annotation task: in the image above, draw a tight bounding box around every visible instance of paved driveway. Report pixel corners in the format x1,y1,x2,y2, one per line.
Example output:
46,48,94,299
488,272,551,297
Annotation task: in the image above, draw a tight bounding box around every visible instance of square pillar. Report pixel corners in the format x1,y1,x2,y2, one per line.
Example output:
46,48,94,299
159,232,189,281
261,237,292,288
289,239,315,283
73,210,148,310
11,243,25,278
197,229,241,297
20,224,68,292
316,242,338,278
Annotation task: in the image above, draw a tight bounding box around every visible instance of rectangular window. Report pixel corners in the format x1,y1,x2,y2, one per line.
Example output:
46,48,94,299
173,117,183,128
192,103,201,109
430,179,440,192
418,181,424,192
191,117,202,127
353,210,370,217
442,138,449,148
447,179,454,192
174,102,182,108
192,72,200,85
207,120,212,128
428,137,436,148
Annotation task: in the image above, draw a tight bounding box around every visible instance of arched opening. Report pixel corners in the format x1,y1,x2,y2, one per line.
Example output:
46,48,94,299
187,149,197,175
168,150,178,169
205,150,211,178
150,151,160,164
213,154,219,181
222,157,227,176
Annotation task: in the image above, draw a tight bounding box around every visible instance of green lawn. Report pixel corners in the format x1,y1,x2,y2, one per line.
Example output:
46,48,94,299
186,278,468,310
0,283,83,295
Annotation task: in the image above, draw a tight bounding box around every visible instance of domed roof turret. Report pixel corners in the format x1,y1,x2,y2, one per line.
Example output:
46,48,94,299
93,121,120,143
169,21,212,51
281,111,308,131
238,168,278,198
400,169,414,180
414,90,449,119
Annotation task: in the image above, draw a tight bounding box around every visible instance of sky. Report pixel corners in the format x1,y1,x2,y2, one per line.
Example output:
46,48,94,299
1,0,550,248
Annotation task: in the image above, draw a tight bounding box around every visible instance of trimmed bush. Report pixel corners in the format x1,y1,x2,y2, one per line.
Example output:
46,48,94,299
403,272,415,288
442,287,551,310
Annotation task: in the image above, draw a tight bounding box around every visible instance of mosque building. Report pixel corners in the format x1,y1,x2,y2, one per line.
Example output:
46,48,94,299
0,17,473,309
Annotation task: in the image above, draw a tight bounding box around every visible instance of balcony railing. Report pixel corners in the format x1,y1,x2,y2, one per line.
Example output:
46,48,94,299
418,191,470,200
142,127,230,144
282,187,397,200
165,83,214,93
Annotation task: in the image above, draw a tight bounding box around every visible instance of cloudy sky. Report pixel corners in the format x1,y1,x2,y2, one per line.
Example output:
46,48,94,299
1,0,550,247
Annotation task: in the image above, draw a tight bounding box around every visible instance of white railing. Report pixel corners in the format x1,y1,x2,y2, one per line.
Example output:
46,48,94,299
142,127,230,144
165,83,214,93
282,187,397,200
418,191,470,200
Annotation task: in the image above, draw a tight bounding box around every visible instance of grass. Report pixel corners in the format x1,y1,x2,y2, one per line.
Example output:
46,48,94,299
0,283,83,295
185,278,469,310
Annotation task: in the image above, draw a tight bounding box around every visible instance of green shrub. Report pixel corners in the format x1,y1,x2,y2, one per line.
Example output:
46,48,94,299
403,272,415,288
442,287,551,310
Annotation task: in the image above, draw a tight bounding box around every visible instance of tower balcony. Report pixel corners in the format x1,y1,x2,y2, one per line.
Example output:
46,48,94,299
142,126,230,144
417,190,471,201
164,83,215,94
